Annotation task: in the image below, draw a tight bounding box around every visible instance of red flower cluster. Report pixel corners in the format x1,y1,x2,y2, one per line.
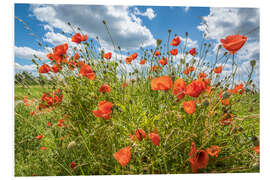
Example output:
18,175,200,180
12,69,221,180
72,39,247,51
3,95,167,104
79,63,96,80
159,57,168,66
93,101,114,120
184,66,195,75
185,78,210,98
99,84,111,93
39,89,63,109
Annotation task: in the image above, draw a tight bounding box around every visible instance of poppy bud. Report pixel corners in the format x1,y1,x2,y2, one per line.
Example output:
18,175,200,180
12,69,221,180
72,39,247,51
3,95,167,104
67,141,76,150
204,43,207,47
118,46,121,50
67,22,71,25
252,136,259,146
222,92,230,99
224,52,228,55
102,20,106,24
202,99,209,107
168,29,171,33
156,39,162,47
185,32,188,36
250,60,256,67
218,44,222,49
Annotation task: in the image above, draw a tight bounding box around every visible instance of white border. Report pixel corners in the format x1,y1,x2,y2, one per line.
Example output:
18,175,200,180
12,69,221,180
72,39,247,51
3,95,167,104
2,0,270,180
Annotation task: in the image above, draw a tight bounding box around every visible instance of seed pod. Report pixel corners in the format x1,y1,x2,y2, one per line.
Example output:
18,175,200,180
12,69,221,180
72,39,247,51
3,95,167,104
67,141,76,150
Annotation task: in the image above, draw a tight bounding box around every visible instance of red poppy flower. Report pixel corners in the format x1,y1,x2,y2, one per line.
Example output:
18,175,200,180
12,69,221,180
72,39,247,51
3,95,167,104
39,64,51,74
47,122,51,127
99,84,111,93
198,73,207,79
159,57,168,66
253,145,260,154
129,134,137,142
40,147,47,150
149,132,160,146
51,64,62,73
72,33,87,44
54,43,68,56
140,59,146,65
68,60,77,70
135,129,147,141
36,135,44,140
170,36,181,46
184,66,195,75
125,52,138,64
77,61,85,68
232,83,245,94
189,142,209,173
220,35,247,54
52,89,63,103
189,48,197,56
93,101,114,120
154,50,161,56
220,113,233,125
70,162,76,169
114,146,131,167
183,101,196,114
104,52,112,60
151,76,173,91
121,82,128,88
79,64,96,80
73,53,80,60
185,79,207,98
30,111,36,116
206,145,221,157
151,65,162,72
170,48,178,56
213,66,222,74
172,78,186,100
41,93,54,106
47,53,54,61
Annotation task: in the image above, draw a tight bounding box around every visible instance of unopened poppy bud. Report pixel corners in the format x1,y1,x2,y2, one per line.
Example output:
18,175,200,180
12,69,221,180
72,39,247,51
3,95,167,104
102,20,106,24
118,46,121,50
168,29,171,33
250,60,256,67
222,92,230,99
208,44,211,48
67,22,71,25
204,43,207,47
218,44,222,49
156,39,162,47
252,136,259,146
185,32,188,36
67,141,76,150
202,99,209,107
224,52,228,55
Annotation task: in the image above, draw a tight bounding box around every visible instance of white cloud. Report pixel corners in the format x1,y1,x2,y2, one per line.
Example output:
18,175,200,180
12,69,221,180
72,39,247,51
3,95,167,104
15,63,36,72
14,46,47,60
133,7,156,20
179,36,198,48
184,7,190,12
30,5,156,51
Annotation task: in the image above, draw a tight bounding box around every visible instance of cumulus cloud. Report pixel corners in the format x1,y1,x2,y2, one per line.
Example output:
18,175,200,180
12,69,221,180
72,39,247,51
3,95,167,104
133,7,156,20
14,46,47,60
179,36,198,48
30,5,156,51
15,62,36,72
197,8,260,85
184,7,190,12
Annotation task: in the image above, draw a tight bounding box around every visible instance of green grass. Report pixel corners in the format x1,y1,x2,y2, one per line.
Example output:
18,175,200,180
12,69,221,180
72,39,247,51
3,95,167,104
14,83,260,176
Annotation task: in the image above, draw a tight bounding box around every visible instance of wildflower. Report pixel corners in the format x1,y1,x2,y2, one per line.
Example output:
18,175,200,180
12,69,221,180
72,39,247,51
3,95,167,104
253,145,260,154
189,48,197,56
170,36,181,46
72,33,87,44
36,135,44,140
220,34,247,54
213,66,222,74
52,89,63,104
114,146,131,167
104,52,112,60
47,53,54,61
121,82,128,89
68,60,77,70
185,79,207,98
79,64,96,80
206,145,221,157
151,65,162,72
93,101,114,120
39,64,50,74
232,83,245,94
29,111,36,116
24,96,30,106
170,48,178,56
51,64,62,73
172,78,186,101
41,93,54,106
53,43,68,63
135,129,147,141
40,147,47,150
154,50,161,56
125,53,138,64
220,113,233,125
129,134,137,142
149,132,160,146
159,57,168,66
140,59,146,65
47,122,51,127
183,101,196,114
198,73,207,79
70,161,76,170
151,76,173,91
73,53,80,60
184,66,195,75
189,142,209,173
99,84,111,93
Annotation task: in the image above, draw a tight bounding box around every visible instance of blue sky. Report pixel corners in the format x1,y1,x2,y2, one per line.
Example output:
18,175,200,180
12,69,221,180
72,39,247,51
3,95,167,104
14,4,259,85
